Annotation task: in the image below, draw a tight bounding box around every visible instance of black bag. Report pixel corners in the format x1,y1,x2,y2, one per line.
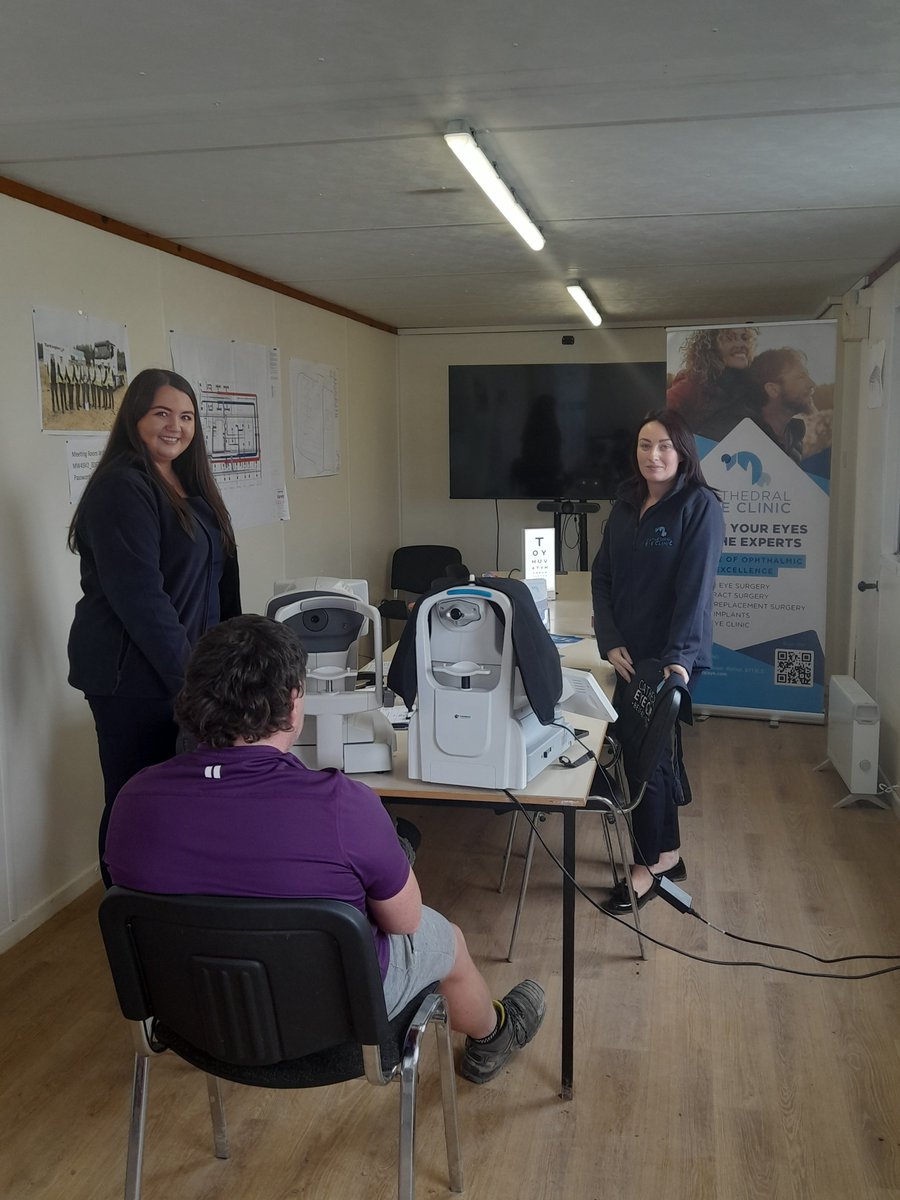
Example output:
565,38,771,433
612,659,694,806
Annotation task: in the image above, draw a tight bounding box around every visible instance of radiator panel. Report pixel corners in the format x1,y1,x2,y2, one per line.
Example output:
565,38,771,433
827,675,880,795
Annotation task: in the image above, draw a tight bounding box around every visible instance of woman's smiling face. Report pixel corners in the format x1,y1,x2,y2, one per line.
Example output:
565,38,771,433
136,384,195,469
716,328,757,369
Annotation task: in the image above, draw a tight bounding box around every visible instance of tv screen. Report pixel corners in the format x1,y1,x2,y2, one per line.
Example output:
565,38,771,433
448,362,666,500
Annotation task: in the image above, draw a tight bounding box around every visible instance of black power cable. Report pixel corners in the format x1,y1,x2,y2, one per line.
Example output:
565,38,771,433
549,721,598,769
502,793,900,981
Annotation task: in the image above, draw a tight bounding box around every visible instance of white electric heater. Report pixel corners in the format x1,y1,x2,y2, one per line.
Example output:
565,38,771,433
816,675,886,809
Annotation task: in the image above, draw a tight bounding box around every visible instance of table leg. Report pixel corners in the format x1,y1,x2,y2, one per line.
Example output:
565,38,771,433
560,806,575,1100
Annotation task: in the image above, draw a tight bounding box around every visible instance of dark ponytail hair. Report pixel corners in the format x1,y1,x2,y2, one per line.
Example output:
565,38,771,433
67,367,235,554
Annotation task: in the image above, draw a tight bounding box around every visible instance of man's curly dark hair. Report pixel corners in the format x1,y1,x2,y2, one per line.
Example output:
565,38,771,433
175,615,308,748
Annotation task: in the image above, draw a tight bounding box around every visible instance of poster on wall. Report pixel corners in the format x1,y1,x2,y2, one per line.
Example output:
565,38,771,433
289,357,340,479
33,306,130,434
169,332,289,529
665,320,837,720
66,436,108,504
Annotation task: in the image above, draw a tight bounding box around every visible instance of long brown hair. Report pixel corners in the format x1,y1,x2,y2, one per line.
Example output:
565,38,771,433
67,368,236,554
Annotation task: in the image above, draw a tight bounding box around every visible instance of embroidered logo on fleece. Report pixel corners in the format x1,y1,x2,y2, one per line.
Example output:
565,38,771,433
643,524,673,548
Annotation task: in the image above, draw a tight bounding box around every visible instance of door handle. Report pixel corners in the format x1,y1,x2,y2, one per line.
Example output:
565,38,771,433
857,580,879,592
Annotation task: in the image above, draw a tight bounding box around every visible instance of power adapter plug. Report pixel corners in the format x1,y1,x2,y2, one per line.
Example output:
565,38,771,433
656,875,694,914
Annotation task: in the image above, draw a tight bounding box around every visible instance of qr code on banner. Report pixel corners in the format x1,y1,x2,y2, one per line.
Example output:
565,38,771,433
775,648,814,687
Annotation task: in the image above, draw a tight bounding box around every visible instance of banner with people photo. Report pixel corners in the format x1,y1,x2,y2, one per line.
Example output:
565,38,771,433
666,320,836,720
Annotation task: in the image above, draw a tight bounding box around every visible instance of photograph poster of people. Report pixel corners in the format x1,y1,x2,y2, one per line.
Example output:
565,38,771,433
33,306,130,434
666,320,836,719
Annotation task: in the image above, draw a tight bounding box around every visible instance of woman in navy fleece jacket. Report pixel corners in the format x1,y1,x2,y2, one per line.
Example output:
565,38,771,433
592,408,723,912
67,368,240,883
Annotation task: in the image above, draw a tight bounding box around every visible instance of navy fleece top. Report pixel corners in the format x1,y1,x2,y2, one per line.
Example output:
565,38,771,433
591,477,724,676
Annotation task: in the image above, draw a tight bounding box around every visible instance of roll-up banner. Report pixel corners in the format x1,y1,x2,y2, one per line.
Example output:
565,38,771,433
666,321,837,722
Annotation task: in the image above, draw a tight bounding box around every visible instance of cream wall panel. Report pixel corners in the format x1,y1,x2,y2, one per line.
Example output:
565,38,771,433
846,265,900,790
826,324,860,681
0,195,400,949
346,321,400,604
275,299,353,585
0,197,171,935
268,301,400,605
160,255,277,344
160,255,288,616
397,327,664,574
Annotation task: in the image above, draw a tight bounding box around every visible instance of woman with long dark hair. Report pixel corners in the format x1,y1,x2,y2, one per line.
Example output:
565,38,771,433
591,409,723,911
67,367,241,881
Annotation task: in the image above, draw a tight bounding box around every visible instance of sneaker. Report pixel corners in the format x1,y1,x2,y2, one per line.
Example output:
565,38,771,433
460,979,545,1084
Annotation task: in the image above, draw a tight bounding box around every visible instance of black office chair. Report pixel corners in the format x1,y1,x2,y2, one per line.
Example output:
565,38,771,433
501,682,683,961
98,889,463,1200
378,545,464,637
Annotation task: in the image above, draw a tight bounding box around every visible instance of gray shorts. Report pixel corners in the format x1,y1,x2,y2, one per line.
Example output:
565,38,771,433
382,905,457,1019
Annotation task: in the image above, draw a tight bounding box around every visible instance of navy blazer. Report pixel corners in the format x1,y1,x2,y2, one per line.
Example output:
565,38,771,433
68,460,240,700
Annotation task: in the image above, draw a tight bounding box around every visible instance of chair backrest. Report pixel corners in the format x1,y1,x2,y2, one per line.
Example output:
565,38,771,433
390,545,462,595
99,889,393,1066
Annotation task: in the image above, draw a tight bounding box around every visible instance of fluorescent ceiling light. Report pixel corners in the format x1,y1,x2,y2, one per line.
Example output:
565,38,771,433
444,122,545,251
566,280,602,327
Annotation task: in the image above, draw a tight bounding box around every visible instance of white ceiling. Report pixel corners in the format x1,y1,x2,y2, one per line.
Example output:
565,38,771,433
2,0,899,331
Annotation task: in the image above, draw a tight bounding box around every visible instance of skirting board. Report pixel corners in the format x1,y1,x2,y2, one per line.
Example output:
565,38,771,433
0,862,100,955
692,705,824,725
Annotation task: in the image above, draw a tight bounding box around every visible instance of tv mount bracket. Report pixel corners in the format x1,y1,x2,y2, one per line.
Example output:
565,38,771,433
536,499,601,571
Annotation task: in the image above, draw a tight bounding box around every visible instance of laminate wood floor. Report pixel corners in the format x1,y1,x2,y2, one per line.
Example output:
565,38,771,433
2,717,899,1199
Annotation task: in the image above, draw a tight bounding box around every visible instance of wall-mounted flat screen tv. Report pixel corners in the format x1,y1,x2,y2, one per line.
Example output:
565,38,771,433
449,362,666,500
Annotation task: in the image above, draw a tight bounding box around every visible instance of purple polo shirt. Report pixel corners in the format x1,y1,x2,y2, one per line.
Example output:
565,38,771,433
105,744,411,977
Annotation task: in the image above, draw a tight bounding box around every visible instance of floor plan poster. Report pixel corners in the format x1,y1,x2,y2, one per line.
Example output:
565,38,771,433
169,333,288,528
200,389,262,483
289,358,340,478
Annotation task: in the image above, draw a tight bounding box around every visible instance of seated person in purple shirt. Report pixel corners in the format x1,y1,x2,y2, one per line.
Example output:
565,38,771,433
105,614,544,1084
